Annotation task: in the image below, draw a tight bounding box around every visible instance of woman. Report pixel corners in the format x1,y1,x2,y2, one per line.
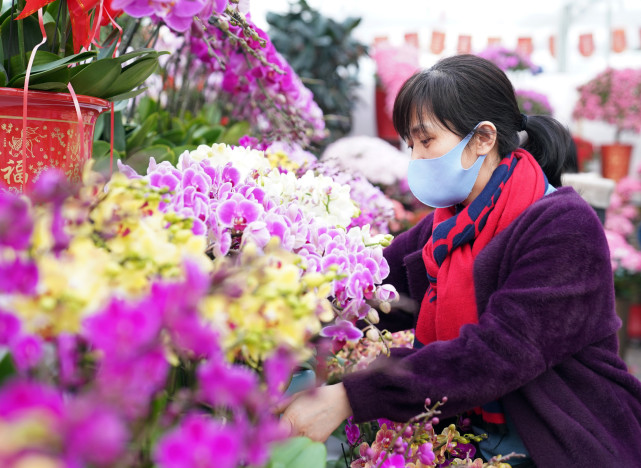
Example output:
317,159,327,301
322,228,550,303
280,55,641,466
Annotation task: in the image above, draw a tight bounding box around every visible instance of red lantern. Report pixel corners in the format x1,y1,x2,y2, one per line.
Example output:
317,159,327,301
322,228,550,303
404,32,419,48
517,37,533,56
549,35,556,57
578,33,595,57
373,36,389,46
431,31,445,54
457,35,472,54
612,28,626,53
487,37,501,46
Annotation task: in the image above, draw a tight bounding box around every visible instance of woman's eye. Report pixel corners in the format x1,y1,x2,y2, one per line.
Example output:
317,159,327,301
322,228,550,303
420,138,431,146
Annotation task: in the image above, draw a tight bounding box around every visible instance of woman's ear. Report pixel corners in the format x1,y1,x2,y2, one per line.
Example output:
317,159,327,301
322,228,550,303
474,121,497,156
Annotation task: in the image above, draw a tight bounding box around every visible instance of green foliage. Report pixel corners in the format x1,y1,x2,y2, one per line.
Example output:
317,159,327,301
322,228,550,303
266,0,368,144
92,97,247,175
0,6,163,98
0,350,17,386
266,436,327,468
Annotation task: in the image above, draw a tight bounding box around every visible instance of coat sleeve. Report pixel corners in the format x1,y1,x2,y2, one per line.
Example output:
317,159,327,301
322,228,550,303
343,197,620,423
372,213,434,333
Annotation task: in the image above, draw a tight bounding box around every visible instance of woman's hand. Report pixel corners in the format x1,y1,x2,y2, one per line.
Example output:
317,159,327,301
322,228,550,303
279,383,353,442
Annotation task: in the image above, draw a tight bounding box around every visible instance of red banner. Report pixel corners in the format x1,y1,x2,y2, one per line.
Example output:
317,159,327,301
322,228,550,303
579,33,595,57
549,35,556,57
517,37,533,56
487,37,501,47
404,32,419,48
373,36,389,46
431,30,445,54
457,35,472,54
612,28,626,53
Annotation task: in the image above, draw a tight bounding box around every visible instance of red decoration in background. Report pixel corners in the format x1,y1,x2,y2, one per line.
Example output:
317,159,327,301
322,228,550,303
516,37,533,56
572,136,594,172
457,35,471,54
487,37,501,46
373,36,389,46
579,33,595,57
431,31,445,54
612,28,626,53
375,87,400,146
404,32,419,48
549,35,556,57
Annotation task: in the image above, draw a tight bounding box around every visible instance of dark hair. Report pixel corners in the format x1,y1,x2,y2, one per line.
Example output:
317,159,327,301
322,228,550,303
392,54,577,187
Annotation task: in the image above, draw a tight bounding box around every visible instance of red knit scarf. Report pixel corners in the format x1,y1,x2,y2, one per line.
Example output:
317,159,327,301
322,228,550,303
415,149,548,345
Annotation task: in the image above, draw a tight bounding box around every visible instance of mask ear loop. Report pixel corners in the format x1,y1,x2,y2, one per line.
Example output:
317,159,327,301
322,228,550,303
21,8,48,192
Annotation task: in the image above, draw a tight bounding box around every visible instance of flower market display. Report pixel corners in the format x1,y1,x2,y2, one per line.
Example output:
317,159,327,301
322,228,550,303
572,67,641,141
2,0,584,466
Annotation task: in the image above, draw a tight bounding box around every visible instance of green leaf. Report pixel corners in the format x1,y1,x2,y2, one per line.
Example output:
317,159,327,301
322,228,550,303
194,126,223,144
267,437,327,468
0,62,6,87
125,145,174,173
92,140,113,160
25,51,95,74
112,48,161,64
28,81,67,90
0,350,17,385
97,30,120,60
219,121,250,145
1,15,42,72
269,437,313,466
137,96,158,123
158,128,185,145
107,87,147,103
69,58,121,98
108,110,127,152
7,51,95,86
94,113,106,141
126,112,158,152
102,57,158,98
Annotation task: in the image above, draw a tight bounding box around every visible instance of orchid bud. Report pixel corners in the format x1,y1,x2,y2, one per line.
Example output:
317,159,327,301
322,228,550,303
379,301,391,314
367,308,380,324
366,328,379,342
424,398,431,407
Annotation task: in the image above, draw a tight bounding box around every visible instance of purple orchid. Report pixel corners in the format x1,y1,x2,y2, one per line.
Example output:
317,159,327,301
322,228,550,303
153,414,241,468
217,197,262,231
320,319,363,342
196,360,259,408
0,192,33,250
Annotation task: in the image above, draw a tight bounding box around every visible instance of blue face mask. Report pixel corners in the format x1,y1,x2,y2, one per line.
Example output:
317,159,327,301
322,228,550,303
407,124,486,208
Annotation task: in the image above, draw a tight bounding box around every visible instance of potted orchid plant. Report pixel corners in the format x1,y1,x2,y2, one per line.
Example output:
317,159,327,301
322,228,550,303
0,0,166,190
572,67,641,182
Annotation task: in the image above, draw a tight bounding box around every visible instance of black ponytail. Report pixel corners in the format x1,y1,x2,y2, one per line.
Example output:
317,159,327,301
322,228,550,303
393,55,576,187
522,115,577,187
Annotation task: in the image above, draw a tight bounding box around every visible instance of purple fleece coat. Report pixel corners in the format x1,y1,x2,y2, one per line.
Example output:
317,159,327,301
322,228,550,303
342,187,641,467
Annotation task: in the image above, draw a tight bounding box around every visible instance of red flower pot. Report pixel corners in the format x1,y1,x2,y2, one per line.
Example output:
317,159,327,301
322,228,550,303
601,143,632,182
628,303,641,340
0,87,110,192
375,86,400,146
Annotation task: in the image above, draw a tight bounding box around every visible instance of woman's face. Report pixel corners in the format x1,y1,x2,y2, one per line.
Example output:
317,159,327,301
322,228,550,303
406,113,478,169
